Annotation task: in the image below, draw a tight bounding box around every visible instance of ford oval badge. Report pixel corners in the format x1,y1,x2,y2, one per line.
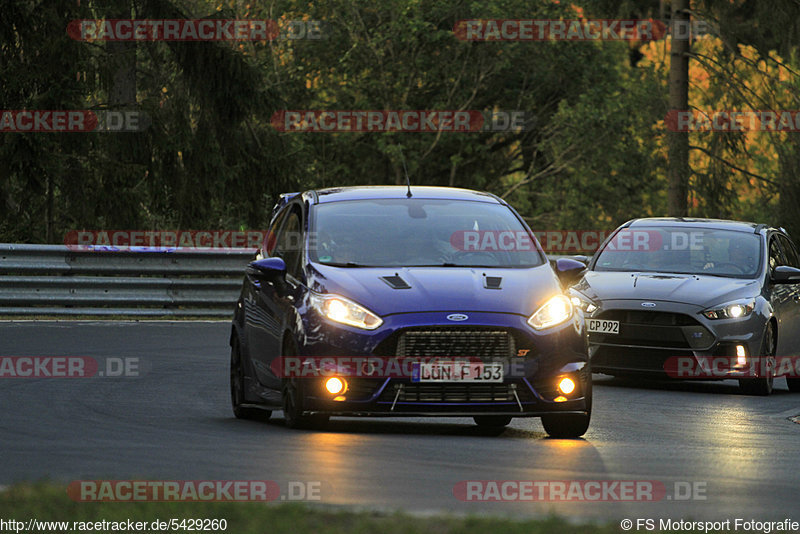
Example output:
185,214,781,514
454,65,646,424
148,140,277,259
447,313,469,321
641,302,656,308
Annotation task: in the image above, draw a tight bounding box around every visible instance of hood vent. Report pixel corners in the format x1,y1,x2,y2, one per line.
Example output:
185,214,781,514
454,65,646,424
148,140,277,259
381,274,411,289
484,276,503,289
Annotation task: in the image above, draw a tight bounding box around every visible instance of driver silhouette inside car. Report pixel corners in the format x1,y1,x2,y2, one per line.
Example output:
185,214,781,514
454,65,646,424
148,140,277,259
703,236,757,273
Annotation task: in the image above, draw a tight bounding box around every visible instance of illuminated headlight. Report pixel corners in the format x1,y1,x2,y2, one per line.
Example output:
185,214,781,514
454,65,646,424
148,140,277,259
570,294,597,314
702,299,755,320
309,292,383,330
528,294,573,330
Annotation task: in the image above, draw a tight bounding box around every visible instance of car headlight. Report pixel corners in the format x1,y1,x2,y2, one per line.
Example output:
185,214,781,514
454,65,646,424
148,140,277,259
569,293,597,314
528,294,573,330
309,292,383,330
701,299,755,320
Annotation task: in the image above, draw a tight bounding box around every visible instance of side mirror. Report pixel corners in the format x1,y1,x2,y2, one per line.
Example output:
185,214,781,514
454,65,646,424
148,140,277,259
246,257,287,284
772,265,800,284
554,257,587,286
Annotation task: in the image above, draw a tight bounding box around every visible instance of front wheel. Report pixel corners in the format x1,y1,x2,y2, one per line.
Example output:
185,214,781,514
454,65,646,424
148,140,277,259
739,324,775,396
282,378,329,430
542,371,591,438
541,413,591,438
230,337,271,421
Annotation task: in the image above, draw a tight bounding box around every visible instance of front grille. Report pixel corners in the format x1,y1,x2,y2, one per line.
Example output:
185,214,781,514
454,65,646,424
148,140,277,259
598,310,699,326
379,382,533,403
591,346,675,372
396,328,515,360
590,310,713,350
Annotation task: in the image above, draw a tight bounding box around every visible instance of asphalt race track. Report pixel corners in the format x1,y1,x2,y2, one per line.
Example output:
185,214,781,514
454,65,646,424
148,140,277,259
1,321,798,522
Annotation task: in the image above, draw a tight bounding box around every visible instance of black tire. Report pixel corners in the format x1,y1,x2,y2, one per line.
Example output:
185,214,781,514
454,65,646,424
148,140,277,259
281,338,328,429
473,415,512,428
282,378,329,429
541,413,591,438
739,323,775,396
230,337,271,420
786,377,800,392
542,372,592,438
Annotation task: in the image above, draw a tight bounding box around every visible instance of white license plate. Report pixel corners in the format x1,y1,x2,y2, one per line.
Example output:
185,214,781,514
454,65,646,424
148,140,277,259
587,319,620,334
412,361,504,383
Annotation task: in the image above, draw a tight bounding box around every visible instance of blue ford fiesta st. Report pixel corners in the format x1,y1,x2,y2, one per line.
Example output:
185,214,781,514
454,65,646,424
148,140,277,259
229,186,591,437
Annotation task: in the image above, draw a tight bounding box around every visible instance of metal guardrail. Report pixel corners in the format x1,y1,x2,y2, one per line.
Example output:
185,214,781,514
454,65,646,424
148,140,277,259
0,244,253,317
0,244,591,318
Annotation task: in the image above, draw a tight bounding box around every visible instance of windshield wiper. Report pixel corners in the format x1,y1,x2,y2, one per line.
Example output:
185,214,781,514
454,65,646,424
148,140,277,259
321,261,374,268
696,272,751,279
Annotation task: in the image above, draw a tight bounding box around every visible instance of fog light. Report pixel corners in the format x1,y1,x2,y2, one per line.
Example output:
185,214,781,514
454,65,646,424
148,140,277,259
325,377,346,395
554,396,568,402
736,345,747,366
558,377,576,395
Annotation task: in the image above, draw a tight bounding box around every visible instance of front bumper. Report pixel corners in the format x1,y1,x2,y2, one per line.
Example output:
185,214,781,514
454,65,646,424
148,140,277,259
294,310,590,416
301,370,590,416
583,299,768,378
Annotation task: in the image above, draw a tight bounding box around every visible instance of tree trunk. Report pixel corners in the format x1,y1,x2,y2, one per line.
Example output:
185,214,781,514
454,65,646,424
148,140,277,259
667,0,690,216
107,0,136,106
108,40,137,106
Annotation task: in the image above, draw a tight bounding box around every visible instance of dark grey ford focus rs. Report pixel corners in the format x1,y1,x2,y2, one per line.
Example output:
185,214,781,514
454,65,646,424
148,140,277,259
568,218,800,395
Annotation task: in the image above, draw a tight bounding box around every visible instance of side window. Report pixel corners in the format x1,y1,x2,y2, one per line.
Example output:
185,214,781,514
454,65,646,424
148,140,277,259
768,236,786,273
263,208,288,257
273,207,303,279
777,235,800,268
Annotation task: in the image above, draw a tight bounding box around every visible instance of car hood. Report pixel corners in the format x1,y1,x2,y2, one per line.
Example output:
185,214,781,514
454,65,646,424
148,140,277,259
308,263,561,317
574,271,760,308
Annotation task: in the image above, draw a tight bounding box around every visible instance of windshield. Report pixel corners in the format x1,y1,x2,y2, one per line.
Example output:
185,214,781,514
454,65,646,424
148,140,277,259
593,227,763,279
309,198,546,268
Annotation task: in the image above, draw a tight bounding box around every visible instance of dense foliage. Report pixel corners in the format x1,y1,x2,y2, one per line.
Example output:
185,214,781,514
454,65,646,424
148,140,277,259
1,0,798,242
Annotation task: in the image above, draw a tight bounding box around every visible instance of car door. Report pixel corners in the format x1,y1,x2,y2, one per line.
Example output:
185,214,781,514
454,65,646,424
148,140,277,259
775,233,800,357
766,233,794,360
247,204,305,390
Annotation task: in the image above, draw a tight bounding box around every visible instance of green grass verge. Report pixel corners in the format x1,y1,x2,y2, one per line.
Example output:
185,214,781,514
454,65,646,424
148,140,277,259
0,483,618,534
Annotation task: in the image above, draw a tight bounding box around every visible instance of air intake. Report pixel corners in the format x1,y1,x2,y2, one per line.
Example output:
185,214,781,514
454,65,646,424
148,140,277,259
484,276,502,289
381,274,411,289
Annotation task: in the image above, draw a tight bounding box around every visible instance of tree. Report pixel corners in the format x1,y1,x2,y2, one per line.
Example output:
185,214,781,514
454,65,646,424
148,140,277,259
667,0,689,216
